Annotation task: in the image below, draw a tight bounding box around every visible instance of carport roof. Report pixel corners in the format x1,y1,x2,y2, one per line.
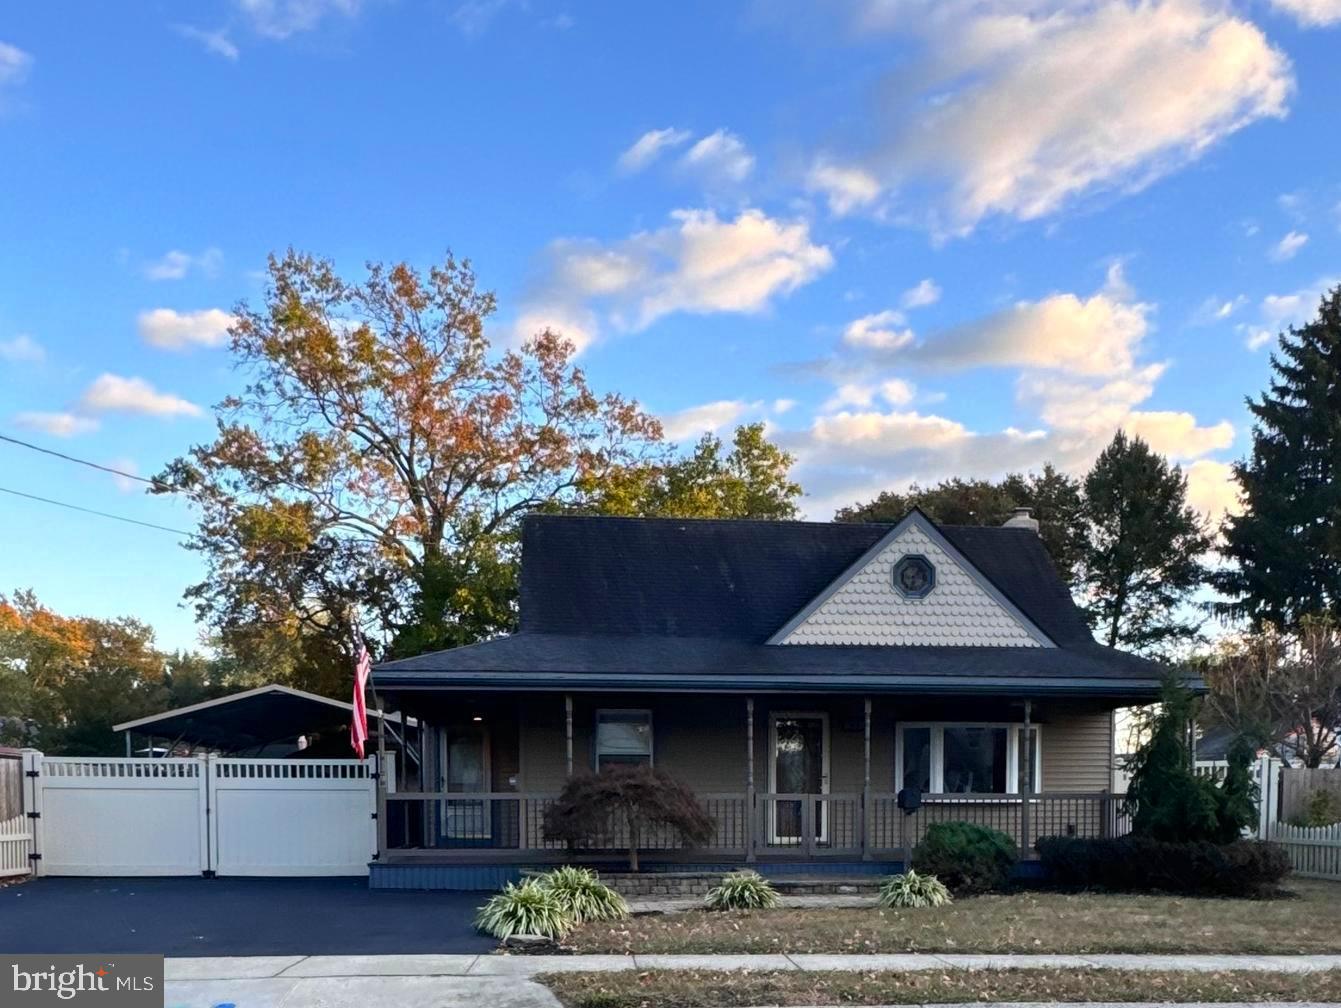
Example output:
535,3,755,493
112,684,400,752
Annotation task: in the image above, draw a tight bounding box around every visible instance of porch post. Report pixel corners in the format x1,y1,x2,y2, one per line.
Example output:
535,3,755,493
861,697,872,861
124,731,131,758
564,694,574,779
745,697,756,863
1020,700,1033,859
375,706,388,861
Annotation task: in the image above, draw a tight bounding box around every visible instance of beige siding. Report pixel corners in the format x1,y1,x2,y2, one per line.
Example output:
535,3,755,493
1042,706,1113,792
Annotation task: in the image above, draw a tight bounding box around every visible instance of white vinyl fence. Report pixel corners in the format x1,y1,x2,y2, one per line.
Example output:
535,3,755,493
19,751,382,878
1269,821,1341,880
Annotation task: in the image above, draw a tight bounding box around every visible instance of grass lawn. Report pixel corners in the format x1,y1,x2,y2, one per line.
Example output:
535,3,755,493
565,878,1341,955
541,968,1341,1007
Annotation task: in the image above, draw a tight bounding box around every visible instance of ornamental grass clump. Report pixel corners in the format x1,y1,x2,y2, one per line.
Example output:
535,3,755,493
474,879,573,940
539,866,629,924
878,869,953,909
703,870,780,910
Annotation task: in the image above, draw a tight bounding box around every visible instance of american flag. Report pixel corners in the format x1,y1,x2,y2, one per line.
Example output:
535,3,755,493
350,638,372,761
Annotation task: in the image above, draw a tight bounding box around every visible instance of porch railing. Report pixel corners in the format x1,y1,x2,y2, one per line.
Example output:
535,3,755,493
382,790,1129,863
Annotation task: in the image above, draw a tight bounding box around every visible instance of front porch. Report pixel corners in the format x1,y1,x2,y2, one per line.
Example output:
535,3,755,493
371,691,1129,887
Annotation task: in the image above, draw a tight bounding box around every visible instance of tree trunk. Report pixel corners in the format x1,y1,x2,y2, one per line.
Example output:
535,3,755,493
626,807,640,872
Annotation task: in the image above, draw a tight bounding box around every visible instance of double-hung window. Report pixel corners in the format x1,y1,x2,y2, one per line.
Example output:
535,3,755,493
595,709,653,769
897,722,1040,795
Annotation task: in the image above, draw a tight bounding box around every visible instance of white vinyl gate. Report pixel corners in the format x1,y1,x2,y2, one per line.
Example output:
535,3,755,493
22,751,380,878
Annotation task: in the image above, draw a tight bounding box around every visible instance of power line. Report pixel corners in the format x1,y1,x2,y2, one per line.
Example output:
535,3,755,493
0,432,179,493
0,485,193,536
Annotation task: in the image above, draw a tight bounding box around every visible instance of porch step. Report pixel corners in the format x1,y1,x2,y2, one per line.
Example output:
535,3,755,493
769,874,886,896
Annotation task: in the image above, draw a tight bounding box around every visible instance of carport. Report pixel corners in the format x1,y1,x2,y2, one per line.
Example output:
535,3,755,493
112,683,412,759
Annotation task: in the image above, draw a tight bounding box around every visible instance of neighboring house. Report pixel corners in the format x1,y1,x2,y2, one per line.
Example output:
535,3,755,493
1195,722,1340,770
371,508,1170,888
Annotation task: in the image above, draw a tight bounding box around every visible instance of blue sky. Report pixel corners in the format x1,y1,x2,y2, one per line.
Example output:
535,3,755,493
1,0,1339,652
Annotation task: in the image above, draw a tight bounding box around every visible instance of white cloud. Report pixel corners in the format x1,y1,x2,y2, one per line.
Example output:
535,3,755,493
13,412,99,438
788,267,1235,519
519,209,833,350
895,267,1148,376
0,41,32,89
0,333,43,363
1241,276,1338,349
235,0,360,39
806,160,882,215
678,130,755,185
843,309,914,350
143,248,223,281
660,399,755,441
1267,0,1341,25
830,0,1292,235
901,278,941,310
175,25,240,60
1186,459,1241,523
79,374,202,418
617,127,692,174
1269,230,1308,262
772,398,798,415
822,383,877,411
880,378,918,406
138,307,236,349
1124,411,1235,460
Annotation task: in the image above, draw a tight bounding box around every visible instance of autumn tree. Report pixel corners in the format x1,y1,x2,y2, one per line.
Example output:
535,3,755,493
1080,432,1212,653
0,591,172,754
835,466,1086,585
1213,286,1341,629
577,422,802,520
155,251,664,672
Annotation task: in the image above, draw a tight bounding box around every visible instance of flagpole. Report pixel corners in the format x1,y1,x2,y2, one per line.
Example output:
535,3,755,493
349,607,388,861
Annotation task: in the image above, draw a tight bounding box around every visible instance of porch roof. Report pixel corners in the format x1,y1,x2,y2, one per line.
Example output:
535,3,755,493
375,632,1178,699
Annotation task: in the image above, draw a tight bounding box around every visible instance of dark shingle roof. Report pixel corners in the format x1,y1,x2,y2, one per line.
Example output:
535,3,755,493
375,513,1170,695
517,513,1094,646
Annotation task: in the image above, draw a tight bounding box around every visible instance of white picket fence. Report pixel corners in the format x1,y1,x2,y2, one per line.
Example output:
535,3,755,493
1268,821,1341,880
0,813,31,877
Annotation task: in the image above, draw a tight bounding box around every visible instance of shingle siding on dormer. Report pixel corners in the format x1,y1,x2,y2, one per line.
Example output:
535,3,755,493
777,524,1046,647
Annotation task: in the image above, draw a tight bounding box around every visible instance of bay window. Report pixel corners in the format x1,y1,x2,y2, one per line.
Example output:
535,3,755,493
896,722,1040,794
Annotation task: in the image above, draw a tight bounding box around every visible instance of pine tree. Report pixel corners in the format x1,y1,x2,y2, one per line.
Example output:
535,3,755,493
1082,432,1212,653
1212,286,1341,628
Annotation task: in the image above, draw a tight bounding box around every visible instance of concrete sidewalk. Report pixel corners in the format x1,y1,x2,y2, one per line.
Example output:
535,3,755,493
166,952,1341,979
163,953,1341,1008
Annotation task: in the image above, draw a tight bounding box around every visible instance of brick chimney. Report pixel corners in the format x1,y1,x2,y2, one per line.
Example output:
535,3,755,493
1003,506,1040,534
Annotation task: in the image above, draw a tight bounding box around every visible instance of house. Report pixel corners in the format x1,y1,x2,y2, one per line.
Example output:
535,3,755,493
370,508,1172,889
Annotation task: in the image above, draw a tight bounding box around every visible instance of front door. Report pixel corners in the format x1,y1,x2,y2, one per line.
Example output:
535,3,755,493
769,712,829,845
441,724,490,841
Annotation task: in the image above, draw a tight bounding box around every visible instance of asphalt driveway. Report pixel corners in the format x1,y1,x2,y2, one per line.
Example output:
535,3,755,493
0,877,496,956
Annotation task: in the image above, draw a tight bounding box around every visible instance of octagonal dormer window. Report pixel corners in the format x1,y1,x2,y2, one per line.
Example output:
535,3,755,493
893,554,935,599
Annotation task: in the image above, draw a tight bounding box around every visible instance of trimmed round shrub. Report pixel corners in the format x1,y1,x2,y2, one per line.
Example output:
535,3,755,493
474,879,573,940
1037,835,1292,898
703,870,780,910
911,821,1016,894
537,866,629,924
878,869,953,909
